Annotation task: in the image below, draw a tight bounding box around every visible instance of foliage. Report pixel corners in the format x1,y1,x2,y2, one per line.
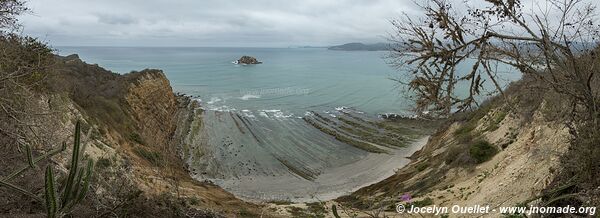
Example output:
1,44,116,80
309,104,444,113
416,162,429,172
469,140,498,163
306,202,327,217
134,147,163,166
96,157,111,169
485,111,507,131
129,132,145,145
410,197,434,207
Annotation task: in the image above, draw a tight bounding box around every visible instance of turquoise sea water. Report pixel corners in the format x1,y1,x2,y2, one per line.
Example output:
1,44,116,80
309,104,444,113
57,47,521,201
57,47,412,115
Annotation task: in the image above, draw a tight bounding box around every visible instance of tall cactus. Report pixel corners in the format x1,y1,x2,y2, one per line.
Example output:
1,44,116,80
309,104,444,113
45,165,57,218
0,120,94,218
332,204,341,218
44,120,95,218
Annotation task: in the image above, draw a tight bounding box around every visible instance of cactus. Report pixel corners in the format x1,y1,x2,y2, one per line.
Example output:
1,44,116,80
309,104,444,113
44,120,95,218
45,165,57,218
25,143,35,168
332,204,341,218
0,120,94,218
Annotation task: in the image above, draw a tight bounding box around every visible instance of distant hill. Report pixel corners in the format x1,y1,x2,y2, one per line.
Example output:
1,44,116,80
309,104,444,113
328,42,389,51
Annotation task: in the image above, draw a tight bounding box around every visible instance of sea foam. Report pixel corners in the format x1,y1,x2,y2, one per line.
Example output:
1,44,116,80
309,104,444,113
239,94,261,100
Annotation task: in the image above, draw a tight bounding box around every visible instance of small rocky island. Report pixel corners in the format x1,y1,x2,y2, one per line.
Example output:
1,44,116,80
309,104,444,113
235,55,262,64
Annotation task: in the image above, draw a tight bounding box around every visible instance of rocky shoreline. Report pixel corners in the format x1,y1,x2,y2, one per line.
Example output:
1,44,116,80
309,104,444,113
177,101,440,203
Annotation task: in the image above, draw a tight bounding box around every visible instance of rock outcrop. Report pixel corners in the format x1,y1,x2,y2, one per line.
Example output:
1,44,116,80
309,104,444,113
123,70,178,148
237,55,262,64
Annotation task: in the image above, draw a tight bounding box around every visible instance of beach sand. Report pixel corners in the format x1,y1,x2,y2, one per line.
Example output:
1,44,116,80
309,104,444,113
207,136,430,202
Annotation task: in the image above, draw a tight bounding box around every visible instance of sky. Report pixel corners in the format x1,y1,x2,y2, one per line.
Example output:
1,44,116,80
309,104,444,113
19,0,419,47
18,0,596,47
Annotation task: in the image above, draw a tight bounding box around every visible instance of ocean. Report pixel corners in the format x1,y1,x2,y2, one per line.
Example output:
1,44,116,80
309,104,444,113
56,46,520,202
57,47,412,114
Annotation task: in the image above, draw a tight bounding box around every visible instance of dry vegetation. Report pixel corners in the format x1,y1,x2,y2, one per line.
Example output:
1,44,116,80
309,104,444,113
386,0,600,212
0,1,256,217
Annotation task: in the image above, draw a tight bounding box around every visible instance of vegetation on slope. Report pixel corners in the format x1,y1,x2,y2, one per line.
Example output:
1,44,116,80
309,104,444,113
384,0,600,211
0,1,260,217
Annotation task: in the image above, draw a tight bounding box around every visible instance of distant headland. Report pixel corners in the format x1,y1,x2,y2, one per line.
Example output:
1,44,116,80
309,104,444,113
328,42,389,51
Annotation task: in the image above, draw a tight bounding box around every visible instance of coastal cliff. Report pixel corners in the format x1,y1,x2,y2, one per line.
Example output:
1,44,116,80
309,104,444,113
0,54,265,217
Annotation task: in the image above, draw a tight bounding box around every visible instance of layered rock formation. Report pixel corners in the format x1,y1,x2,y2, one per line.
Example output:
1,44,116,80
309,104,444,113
123,70,178,149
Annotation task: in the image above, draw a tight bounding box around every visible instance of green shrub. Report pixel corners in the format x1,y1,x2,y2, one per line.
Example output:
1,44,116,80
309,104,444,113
306,202,327,217
267,199,293,205
454,121,477,136
129,132,145,145
133,147,162,166
454,121,477,144
187,197,200,206
416,162,429,172
411,197,433,207
486,111,508,131
469,140,498,163
96,158,111,169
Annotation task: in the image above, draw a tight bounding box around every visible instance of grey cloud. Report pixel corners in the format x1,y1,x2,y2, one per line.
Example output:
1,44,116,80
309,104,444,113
96,14,138,25
19,0,420,47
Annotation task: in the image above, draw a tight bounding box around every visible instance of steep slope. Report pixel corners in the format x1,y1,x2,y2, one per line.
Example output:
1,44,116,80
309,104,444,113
337,78,571,217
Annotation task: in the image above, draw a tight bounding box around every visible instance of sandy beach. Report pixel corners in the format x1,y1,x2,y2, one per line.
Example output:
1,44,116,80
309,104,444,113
200,136,429,202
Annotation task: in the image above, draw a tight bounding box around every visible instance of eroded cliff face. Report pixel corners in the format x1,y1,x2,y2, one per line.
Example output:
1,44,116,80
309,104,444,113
123,70,178,149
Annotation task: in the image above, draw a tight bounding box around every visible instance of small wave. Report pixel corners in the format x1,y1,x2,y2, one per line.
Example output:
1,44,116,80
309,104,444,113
274,111,294,118
207,105,236,112
241,109,256,118
239,94,261,100
261,109,281,113
207,97,222,104
379,112,419,119
333,106,368,115
258,109,294,119
335,106,347,111
258,111,269,118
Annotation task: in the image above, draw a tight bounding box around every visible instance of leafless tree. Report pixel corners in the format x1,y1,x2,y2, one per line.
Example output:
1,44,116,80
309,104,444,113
0,0,28,31
389,0,599,120
0,0,55,148
389,0,600,207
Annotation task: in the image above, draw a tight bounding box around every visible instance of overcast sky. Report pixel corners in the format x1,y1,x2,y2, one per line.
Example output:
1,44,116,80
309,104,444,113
20,0,421,47
19,0,595,47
